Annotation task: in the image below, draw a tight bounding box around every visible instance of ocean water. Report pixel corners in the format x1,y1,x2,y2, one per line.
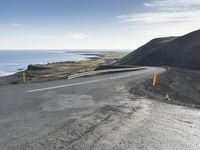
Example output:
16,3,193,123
0,50,98,77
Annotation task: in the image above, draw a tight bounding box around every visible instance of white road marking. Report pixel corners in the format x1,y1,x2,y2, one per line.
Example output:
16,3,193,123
25,71,143,93
116,87,125,92
26,80,102,93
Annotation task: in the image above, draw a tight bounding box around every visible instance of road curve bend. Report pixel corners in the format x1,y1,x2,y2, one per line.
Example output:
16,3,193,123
1,67,200,150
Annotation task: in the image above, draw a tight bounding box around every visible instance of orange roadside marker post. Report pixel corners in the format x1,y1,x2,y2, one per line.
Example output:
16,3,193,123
152,73,157,87
22,71,26,84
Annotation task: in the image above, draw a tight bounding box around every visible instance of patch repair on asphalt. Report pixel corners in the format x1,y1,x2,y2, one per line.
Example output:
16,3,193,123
41,91,94,111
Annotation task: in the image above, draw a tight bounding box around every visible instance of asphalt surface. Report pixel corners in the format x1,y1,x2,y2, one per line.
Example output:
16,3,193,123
1,67,200,150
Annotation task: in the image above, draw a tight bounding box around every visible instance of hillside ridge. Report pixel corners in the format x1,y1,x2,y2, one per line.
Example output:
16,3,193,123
119,29,200,70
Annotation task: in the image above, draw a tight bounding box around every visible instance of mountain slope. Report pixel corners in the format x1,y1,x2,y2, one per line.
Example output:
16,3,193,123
119,29,200,70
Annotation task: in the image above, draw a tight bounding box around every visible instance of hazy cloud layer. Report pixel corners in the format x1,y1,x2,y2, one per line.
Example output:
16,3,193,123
117,11,200,23
116,0,200,46
1,0,200,49
144,0,200,11
11,23,24,27
65,32,90,40
118,0,200,24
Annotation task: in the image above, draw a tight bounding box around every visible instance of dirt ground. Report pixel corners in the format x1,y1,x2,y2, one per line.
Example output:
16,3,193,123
129,68,200,108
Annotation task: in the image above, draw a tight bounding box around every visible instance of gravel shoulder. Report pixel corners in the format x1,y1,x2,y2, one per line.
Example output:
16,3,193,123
130,68,200,108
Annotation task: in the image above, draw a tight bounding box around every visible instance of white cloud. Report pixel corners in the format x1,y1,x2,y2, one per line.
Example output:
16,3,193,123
115,0,200,49
117,11,200,24
11,23,24,27
65,32,90,40
117,0,200,24
144,0,200,11
117,0,200,36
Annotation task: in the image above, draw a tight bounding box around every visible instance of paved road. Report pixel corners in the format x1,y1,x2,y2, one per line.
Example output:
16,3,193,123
1,67,200,150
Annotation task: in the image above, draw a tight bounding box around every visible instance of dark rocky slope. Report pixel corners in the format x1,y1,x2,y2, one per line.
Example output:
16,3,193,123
119,29,200,70
129,68,200,108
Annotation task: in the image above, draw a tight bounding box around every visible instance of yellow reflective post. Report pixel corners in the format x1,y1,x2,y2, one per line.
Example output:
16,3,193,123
152,73,157,87
23,71,26,84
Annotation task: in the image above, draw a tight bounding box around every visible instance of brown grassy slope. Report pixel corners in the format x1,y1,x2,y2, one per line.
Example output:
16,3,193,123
0,52,127,85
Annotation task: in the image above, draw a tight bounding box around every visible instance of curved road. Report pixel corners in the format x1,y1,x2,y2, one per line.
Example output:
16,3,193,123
1,67,200,150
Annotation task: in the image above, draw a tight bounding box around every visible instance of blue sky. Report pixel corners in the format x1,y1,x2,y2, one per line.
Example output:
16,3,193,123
0,0,200,50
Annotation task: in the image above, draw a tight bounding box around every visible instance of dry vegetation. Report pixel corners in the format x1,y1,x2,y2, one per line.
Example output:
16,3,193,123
0,52,128,85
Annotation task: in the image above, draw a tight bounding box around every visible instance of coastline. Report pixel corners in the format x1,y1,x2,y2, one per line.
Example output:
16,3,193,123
0,50,100,77
0,51,127,86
